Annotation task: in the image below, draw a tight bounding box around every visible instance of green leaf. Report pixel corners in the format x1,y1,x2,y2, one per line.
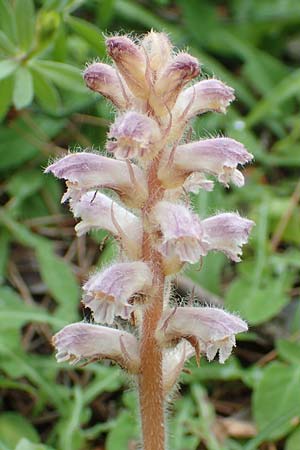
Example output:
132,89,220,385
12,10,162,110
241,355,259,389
0,59,19,80
66,16,105,55
36,242,80,321
0,0,16,43
0,228,9,284
253,362,300,439
286,427,300,450
15,439,55,450
0,30,17,55
0,76,13,120
225,270,290,325
277,340,300,364
13,66,34,109
15,0,35,51
32,69,61,114
106,410,138,450
0,413,39,449
31,60,86,93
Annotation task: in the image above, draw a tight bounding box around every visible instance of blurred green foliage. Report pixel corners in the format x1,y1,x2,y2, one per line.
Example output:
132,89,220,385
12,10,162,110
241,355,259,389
0,0,300,449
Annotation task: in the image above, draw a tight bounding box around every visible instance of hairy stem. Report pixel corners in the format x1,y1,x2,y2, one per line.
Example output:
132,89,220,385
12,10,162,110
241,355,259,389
139,156,166,450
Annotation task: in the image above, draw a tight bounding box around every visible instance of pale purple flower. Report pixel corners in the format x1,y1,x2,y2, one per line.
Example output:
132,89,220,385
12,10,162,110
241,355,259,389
107,111,160,160
156,306,248,363
202,212,254,262
142,31,172,75
53,322,140,373
45,152,148,208
71,191,142,258
83,62,131,109
159,138,253,189
82,262,152,324
150,52,200,114
106,36,148,99
174,79,235,121
183,173,214,193
152,201,208,263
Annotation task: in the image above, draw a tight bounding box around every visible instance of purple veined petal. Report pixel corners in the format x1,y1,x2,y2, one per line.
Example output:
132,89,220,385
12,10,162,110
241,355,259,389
83,261,153,324
156,306,248,364
150,52,200,115
163,341,194,394
71,191,142,259
152,201,208,264
106,36,149,99
174,79,235,121
45,152,148,208
141,31,172,76
202,212,255,262
158,137,253,189
53,322,140,373
107,111,160,160
83,62,132,109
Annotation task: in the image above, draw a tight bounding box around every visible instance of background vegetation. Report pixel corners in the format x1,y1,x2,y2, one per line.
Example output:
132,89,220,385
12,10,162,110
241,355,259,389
0,0,300,449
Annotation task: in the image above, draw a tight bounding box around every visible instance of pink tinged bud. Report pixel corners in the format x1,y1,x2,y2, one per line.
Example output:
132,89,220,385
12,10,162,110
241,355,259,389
175,79,235,121
156,307,248,364
83,63,131,109
150,52,200,114
202,213,255,262
82,262,153,324
106,36,148,99
71,191,142,258
142,31,172,76
159,138,253,189
107,111,160,160
163,341,194,394
45,152,148,208
53,322,140,373
152,201,208,264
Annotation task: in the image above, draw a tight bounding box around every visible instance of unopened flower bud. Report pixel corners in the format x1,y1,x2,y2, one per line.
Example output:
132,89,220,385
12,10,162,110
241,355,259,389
152,201,208,264
83,262,152,324
83,62,131,109
156,307,247,364
174,79,235,121
142,31,172,76
53,322,140,373
159,137,253,189
45,152,148,207
202,213,254,262
107,111,160,160
150,52,200,115
71,191,142,258
106,36,149,99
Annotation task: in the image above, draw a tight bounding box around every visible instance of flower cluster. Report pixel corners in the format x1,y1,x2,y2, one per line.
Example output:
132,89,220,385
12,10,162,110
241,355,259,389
46,32,254,393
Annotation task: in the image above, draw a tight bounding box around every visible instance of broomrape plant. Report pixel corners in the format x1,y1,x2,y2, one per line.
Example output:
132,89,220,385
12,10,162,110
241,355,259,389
45,31,254,450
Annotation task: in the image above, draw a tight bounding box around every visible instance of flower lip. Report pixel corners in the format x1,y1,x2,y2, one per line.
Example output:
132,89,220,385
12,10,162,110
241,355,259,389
82,261,153,324
157,306,248,363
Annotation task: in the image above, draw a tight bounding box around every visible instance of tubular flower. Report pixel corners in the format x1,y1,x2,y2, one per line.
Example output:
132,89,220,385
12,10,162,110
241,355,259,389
106,36,149,99
82,262,153,324
159,137,253,189
156,307,248,363
45,151,148,208
174,79,235,121
141,31,172,76
152,201,208,264
202,213,255,262
150,52,200,115
83,62,131,109
53,322,140,373
71,191,142,258
163,341,194,394
107,111,160,160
